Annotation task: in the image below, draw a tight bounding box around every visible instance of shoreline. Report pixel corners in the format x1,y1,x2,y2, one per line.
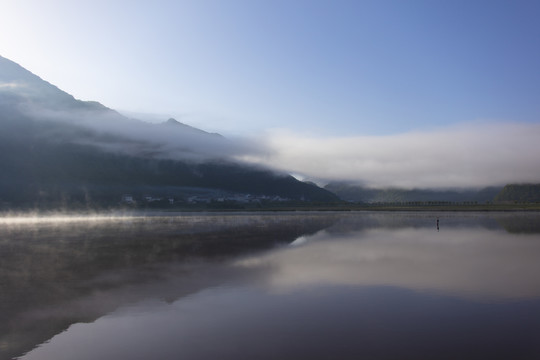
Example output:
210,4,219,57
1,203,540,218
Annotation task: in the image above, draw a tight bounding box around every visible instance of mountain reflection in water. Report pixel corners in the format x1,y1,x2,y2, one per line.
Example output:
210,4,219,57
2,212,540,360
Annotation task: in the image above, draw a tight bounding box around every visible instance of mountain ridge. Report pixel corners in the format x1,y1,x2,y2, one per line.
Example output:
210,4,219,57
0,55,112,113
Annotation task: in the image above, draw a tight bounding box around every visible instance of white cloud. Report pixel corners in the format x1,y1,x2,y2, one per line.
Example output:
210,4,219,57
18,102,263,163
242,122,540,188
0,81,25,89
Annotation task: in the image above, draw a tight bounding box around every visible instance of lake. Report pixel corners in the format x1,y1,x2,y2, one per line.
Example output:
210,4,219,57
1,211,540,359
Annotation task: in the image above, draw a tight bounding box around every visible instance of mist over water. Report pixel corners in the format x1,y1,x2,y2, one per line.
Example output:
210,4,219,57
2,212,540,360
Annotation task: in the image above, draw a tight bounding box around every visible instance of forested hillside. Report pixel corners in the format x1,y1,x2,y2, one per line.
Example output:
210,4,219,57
494,184,540,203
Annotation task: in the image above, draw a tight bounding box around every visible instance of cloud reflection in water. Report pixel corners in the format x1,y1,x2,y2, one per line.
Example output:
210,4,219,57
237,227,540,300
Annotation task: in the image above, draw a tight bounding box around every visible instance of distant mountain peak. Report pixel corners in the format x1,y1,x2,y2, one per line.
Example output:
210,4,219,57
165,118,181,125
160,117,223,138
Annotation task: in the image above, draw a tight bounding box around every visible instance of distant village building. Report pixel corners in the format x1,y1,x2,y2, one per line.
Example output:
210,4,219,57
121,194,134,204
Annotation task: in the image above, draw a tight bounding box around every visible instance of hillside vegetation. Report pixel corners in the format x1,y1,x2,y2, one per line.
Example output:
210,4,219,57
494,184,540,203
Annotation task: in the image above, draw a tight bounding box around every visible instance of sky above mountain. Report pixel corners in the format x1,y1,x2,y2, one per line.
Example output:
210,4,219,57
1,0,540,188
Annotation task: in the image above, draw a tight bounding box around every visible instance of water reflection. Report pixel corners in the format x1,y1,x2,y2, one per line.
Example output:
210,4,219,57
0,213,338,360
2,212,540,359
19,286,540,360
238,226,540,300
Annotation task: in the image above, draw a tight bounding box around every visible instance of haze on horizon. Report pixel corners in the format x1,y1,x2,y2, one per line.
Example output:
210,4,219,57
1,0,540,189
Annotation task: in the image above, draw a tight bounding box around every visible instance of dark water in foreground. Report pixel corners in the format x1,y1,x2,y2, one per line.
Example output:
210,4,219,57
1,211,540,359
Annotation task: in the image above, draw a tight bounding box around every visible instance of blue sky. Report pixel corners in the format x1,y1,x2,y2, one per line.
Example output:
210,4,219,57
1,0,540,187
2,0,539,135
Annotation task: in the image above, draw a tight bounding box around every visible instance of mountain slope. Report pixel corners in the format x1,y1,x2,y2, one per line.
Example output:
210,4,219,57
0,56,339,208
0,55,112,114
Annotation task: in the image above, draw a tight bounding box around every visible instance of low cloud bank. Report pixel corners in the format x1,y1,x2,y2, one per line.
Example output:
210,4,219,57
243,122,540,189
14,93,540,189
19,102,262,163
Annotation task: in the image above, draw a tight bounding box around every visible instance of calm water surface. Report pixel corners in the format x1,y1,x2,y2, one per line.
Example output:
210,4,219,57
1,211,540,359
